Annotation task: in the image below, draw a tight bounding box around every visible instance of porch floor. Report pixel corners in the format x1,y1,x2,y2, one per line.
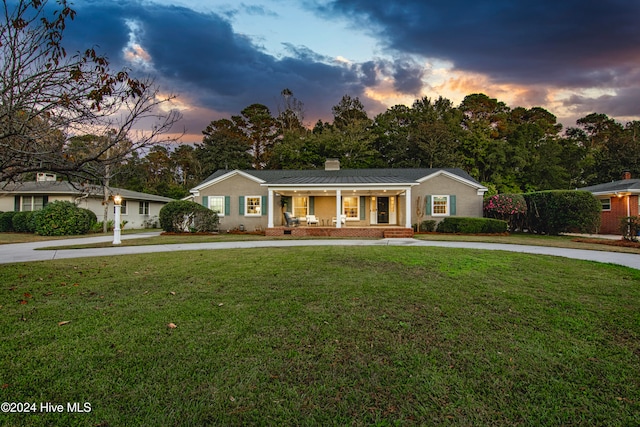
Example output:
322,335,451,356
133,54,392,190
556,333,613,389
266,226,414,238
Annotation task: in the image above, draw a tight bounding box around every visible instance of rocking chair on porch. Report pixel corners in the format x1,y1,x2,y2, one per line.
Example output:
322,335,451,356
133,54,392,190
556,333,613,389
283,212,300,227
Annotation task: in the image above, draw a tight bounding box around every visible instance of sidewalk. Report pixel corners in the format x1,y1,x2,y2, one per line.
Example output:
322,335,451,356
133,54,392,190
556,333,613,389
1,234,639,270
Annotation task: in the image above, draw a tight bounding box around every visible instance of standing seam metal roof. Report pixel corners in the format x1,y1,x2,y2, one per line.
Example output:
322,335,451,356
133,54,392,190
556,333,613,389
198,168,481,187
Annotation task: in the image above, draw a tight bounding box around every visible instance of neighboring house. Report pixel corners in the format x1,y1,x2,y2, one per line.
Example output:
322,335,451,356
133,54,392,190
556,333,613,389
578,171,640,235
0,173,174,229
189,159,488,237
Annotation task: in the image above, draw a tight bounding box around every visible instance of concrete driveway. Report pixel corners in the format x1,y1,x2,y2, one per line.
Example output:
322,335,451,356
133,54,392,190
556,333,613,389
1,232,639,270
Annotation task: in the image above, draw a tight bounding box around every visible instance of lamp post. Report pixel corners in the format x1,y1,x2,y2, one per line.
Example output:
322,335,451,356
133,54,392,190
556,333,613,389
113,194,122,245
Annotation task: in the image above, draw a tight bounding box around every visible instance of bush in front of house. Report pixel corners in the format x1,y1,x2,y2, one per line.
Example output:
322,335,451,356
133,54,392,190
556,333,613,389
620,216,640,242
159,200,219,233
419,220,437,232
33,201,92,236
0,211,17,232
436,217,508,234
483,193,527,231
80,208,98,229
524,191,601,235
12,211,36,233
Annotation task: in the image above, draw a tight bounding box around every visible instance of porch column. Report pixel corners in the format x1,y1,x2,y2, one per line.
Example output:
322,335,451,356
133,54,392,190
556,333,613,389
267,189,274,228
335,189,342,228
405,187,412,228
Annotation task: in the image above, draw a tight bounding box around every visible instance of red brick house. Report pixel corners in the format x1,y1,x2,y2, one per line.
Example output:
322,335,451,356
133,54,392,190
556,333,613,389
579,172,640,235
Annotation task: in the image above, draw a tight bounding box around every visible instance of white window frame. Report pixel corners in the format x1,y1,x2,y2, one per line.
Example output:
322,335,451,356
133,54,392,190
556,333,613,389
293,196,308,218
342,196,359,220
20,196,45,212
432,195,449,216
245,196,261,216
139,201,150,215
600,198,611,211
208,196,225,216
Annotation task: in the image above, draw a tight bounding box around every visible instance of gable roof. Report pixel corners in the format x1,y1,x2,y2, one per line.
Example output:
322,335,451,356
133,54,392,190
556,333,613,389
194,168,486,191
578,179,640,196
0,181,175,203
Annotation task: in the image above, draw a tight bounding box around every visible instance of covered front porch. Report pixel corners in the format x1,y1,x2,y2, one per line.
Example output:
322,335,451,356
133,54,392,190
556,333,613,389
265,187,414,228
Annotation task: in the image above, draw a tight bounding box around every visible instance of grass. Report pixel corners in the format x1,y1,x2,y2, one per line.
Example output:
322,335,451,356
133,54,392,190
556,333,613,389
24,231,640,255
0,246,639,426
0,229,159,245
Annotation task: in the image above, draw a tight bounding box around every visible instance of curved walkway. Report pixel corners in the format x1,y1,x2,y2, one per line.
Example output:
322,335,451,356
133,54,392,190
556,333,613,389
1,232,639,270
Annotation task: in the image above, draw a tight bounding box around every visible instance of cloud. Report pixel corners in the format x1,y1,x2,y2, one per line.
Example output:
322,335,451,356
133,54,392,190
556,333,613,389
61,1,389,141
318,0,640,89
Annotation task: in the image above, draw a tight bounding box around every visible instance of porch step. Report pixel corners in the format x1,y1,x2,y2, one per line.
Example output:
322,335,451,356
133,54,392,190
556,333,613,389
383,229,414,238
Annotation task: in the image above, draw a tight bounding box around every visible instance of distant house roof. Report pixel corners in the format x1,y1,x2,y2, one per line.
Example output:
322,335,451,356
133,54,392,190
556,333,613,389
578,179,640,196
194,168,485,191
0,181,175,203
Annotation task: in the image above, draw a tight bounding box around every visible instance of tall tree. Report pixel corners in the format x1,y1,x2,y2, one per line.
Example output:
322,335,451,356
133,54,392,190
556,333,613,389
331,95,369,130
171,144,202,190
371,104,418,167
458,93,510,186
197,118,252,177
410,97,463,169
66,131,134,230
0,0,181,183
239,104,279,169
276,88,306,134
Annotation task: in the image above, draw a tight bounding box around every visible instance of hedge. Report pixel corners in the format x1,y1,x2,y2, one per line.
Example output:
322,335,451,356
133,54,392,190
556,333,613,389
159,200,219,233
33,201,93,236
12,211,36,233
524,191,600,235
436,217,508,234
0,211,17,232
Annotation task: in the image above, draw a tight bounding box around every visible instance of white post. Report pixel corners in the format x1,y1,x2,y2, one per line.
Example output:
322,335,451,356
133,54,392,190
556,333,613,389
405,187,412,229
335,189,342,228
113,205,121,244
268,190,274,228
113,194,122,245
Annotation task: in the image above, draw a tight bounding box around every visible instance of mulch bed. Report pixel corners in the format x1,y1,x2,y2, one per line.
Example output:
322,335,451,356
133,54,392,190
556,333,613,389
161,231,266,236
572,238,640,248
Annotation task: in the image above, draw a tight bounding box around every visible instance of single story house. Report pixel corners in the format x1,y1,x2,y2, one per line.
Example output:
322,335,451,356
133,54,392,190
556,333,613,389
578,171,640,235
0,173,174,229
189,160,488,237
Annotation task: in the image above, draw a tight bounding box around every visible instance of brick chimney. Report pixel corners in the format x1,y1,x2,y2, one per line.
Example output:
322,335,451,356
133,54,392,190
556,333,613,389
325,158,340,171
622,171,632,180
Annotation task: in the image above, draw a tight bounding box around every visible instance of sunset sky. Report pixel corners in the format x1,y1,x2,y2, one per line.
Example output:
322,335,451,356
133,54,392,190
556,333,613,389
57,0,640,142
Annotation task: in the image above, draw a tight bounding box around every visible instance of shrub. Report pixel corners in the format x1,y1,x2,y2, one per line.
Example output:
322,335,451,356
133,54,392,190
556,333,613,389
80,208,98,229
34,201,92,236
524,191,601,235
419,220,437,232
436,217,508,234
620,216,640,242
483,193,527,231
0,211,17,232
159,200,219,233
12,211,36,233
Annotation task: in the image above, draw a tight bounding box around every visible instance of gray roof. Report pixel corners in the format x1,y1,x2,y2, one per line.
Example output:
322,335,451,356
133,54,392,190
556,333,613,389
197,167,482,187
578,179,640,195
0,181,175,203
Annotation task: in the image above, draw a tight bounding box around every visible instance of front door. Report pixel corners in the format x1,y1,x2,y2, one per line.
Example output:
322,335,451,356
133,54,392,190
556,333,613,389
377,197,389,224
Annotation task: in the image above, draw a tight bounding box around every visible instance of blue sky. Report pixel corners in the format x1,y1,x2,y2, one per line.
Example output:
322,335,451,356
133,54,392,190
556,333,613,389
56,0,640,142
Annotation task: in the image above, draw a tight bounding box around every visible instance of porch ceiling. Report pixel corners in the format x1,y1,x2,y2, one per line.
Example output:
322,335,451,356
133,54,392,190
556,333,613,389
274,188,407,197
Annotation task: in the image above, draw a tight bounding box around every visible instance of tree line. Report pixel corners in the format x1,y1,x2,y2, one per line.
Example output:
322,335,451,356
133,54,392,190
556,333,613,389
112,90,640,198
3,1,638,201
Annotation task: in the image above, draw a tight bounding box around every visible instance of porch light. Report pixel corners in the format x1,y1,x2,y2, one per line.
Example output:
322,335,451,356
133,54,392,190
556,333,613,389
113,194,123,245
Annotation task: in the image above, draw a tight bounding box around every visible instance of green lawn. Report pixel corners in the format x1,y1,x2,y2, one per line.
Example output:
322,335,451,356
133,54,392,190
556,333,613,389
1,246,639,426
